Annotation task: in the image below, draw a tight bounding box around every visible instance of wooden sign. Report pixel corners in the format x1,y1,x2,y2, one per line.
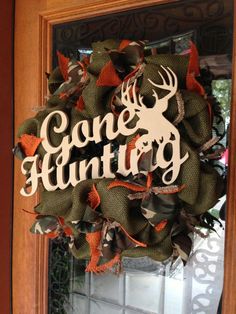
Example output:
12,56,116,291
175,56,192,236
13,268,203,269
20,66,189,196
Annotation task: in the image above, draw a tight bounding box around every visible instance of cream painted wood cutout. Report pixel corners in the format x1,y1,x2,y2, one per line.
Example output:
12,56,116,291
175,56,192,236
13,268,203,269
20,65,189,196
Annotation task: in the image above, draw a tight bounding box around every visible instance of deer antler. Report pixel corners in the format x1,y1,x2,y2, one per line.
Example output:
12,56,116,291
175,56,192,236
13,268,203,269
148,65,178,101
121,79,145,112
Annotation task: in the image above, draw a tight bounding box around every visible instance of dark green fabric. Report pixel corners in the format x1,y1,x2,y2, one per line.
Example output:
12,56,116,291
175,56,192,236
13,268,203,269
35,187,73,217
65,179,100,221
88,39,120,75
145,54,189,88
81,73,112,118
185,162,223,215
122,234,173,262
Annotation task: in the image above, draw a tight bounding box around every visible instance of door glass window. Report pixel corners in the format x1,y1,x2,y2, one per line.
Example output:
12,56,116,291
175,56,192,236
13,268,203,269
47,1,233,313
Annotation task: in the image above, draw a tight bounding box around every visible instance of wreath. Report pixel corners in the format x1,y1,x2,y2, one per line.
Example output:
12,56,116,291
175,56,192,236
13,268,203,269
14,39,224,273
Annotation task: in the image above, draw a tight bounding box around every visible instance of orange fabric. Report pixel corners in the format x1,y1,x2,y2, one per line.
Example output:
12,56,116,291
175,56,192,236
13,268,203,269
186,74,205,96
126,134,140,167
146,172,153,189
81,56,90,66
58,217,65,226
58,217,73,236
96,61,122,87
108,173,153,192
59,92,68,99
90,253,121,273
108,180,146,192
19,134,43,156
45,231,58,239
188,41,200,76
76,95,85,111
155,220,168,232
119,39,132,51
186,42,205,96
88,184,101,210
63,227,73,236
57,51,69,81
85,231,102,272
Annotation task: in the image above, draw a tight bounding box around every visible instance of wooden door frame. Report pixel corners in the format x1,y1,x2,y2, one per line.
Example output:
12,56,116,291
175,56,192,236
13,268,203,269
0,0,14,313
13,0,236,313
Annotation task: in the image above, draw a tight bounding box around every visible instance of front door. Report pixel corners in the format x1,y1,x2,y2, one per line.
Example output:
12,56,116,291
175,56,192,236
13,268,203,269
13,0,236,313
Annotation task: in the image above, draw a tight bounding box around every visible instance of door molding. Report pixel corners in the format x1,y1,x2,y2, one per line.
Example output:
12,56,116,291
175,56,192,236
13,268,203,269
14,0,236,313
0,0,13,313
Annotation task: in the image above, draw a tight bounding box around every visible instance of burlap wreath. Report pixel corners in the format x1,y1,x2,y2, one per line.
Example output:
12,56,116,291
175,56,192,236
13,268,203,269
14,39,224,273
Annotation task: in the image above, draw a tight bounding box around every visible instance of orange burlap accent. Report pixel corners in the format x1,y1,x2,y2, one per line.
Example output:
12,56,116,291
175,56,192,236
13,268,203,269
85,231,102,272
186,42,205,96
119,39,132,51
186,74,205,96
126,134,140,168
188,41,200,76
59,92,68,99
76,95,85,111
57,51,69,81
88,184,101,209
96,61,122,87
108,181,146,192
108,173,153,192
19,134,43,156
45,231,58,239
155,220,168,232
146,172,153,189
91,253,121,274
81,56,90,66
58,217,73,236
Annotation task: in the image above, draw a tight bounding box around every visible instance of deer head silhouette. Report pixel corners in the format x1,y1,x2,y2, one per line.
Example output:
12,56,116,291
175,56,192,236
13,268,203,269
120,65,189,184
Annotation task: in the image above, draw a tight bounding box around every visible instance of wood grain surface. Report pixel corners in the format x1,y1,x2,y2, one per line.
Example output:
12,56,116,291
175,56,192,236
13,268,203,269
0,0,13,313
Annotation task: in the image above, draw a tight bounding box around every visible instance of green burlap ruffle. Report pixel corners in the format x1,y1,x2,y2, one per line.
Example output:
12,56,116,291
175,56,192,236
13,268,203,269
35,178,174,261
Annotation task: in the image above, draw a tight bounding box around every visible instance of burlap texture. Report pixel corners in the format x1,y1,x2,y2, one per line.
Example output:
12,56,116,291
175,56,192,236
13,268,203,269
185,162,223,215
122,234,173,262
88,39,120,75
81,73,112,118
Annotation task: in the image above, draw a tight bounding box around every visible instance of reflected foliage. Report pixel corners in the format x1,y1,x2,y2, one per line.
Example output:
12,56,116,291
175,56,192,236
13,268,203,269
212,79,231,125
48,238,71,314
